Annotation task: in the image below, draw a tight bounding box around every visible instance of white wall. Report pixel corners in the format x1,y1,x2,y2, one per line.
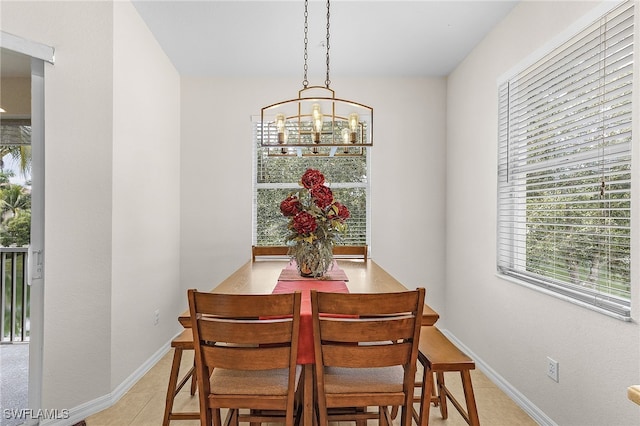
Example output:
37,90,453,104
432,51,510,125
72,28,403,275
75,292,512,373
2,0,115,408
179,76,448,315
112,1,181,389
1,0,182,414
446,1,640,425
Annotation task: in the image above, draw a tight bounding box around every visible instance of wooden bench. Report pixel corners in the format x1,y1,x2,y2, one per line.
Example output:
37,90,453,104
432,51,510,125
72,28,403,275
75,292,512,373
251,245,368,261
163,329,199,425
413,326,480,426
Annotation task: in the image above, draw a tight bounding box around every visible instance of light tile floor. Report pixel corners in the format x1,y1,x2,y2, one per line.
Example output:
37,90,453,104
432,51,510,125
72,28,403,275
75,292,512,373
86,349,538,425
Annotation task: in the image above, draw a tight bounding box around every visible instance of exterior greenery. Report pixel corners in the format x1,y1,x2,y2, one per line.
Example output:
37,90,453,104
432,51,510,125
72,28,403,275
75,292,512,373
0,121,32,248
524,164,631,299
2,252,28,341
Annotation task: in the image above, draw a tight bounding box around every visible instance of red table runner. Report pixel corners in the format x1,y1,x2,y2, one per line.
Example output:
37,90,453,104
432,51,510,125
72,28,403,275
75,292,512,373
272,279,349,364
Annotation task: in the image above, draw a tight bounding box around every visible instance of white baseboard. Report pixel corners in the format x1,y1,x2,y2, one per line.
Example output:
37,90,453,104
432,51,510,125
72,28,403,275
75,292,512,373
439,328,558,426
38,336,174,426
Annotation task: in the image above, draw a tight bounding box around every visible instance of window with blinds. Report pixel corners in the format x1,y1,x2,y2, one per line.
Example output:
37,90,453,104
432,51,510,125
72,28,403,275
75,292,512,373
253,121,369,247
497,1,634,318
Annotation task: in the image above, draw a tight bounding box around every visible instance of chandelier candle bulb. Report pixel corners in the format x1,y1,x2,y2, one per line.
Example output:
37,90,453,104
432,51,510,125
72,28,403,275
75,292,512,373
275,113,286,144
312,103,323,143
341,128,350,153
341,128,350,144
349,113,359,143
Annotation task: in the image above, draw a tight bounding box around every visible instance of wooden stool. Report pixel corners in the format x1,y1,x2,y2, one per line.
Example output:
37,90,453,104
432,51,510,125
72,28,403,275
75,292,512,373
163,329,199,425
412,327,480,426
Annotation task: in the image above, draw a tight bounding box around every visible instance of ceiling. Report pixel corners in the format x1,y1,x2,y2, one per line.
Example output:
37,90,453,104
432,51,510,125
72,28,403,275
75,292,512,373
0,48,32,78
131,0,519,79
1,1,519,79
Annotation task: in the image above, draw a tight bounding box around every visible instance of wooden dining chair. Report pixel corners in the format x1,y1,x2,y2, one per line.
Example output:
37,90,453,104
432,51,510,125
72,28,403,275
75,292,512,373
251,245,289,261
310,288,425,426
332,245,368,260
188,290,303,426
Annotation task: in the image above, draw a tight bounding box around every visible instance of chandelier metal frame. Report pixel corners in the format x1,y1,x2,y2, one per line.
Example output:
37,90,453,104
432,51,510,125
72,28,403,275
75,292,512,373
260,0,373,152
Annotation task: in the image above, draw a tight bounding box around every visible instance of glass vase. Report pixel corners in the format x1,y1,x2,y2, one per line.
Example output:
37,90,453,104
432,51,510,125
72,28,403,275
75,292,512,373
292,239,333,278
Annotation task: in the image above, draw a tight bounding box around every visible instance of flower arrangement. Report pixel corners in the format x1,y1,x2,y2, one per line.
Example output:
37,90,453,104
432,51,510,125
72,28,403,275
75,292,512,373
280,168,350,277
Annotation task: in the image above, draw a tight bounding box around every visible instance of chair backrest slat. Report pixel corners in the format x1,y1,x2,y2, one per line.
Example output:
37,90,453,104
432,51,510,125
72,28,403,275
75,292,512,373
316,291,420,315
202,346,292,370
322,342,412,368
195,292,295,317
319,316,416,342
198,317,293,345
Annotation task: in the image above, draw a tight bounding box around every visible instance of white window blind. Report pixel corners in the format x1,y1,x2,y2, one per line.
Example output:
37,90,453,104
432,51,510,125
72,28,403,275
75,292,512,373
252,121,369,247
497,1,634,318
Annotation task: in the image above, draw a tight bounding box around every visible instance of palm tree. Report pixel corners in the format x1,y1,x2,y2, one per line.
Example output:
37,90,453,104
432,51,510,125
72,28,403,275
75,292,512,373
0,120,32,178
0,185,31,219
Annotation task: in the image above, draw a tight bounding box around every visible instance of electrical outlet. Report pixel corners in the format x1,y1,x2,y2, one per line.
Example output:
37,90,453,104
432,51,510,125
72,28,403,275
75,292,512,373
154,309,160,326
546,356,559,382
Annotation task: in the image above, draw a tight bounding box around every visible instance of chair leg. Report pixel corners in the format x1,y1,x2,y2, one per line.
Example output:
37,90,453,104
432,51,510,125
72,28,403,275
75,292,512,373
390,405,399,419
212,408,223,426
380,406,394,426
190,359,197,396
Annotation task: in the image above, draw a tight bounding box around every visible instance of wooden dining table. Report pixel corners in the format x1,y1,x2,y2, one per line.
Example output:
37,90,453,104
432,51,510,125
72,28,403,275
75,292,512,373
178,258,439,426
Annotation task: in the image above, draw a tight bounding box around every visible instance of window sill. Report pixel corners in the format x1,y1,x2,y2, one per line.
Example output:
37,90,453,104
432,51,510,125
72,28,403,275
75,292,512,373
495,272,632,322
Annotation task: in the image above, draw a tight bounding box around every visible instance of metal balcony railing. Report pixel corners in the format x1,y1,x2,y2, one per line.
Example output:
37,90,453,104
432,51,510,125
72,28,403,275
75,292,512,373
0,247,29,342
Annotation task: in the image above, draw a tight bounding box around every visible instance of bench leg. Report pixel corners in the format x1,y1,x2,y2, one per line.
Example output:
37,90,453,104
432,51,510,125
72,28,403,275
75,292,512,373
163,347,183,426
416,363,434,426
436,371,447,419
163,346,200,425
461,370,480,426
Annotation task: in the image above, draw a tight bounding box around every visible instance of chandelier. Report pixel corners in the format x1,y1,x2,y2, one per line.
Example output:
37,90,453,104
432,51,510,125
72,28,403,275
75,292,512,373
260,0,373,156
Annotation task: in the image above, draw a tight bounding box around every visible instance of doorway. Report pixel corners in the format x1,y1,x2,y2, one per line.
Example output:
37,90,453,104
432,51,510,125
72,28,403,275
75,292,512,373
0,32,52,426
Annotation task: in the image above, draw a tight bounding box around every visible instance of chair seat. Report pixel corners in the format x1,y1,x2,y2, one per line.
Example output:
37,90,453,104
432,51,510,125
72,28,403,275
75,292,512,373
211,366,302,396
324,366,404,394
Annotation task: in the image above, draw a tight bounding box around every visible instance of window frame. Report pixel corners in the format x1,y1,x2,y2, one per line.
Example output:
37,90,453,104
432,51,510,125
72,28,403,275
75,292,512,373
496,1,634,320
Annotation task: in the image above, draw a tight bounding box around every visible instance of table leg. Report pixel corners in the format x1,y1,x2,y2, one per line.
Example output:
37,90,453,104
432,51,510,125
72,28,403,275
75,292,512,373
303,364,313,426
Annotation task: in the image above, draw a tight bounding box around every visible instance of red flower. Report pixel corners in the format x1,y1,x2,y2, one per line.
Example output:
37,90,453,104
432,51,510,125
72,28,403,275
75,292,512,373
334,202,350,221
293,211,317,234
280,195,301,217
311,186,334,209
301,168,325,189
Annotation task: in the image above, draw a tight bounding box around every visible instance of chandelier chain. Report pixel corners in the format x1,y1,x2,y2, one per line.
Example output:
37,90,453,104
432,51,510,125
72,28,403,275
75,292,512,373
303,0,309,88
325,0,331,88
